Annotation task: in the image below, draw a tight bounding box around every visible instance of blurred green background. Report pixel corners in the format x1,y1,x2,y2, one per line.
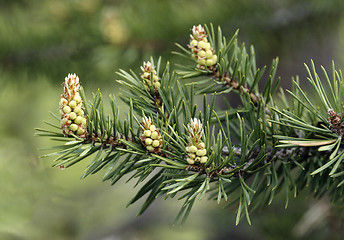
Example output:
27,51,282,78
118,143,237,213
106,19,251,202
1,0,344,239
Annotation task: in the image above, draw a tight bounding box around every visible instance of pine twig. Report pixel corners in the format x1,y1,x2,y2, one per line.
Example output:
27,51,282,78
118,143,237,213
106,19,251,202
213,69,260,104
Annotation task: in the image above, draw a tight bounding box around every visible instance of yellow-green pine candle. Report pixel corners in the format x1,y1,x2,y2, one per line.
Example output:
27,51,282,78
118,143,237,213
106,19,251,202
140,61,161,90
188,24,218,70
60,73,87,137
186,118,208,164
140,116,162,153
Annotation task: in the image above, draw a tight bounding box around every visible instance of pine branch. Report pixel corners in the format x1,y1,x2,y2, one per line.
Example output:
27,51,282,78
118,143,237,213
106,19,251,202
36,23,344,226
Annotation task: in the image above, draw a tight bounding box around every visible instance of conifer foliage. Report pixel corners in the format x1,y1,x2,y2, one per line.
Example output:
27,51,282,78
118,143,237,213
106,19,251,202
36,24,344,225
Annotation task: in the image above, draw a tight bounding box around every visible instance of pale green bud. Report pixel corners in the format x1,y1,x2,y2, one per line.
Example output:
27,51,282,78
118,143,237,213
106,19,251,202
205,50,213,59
153,82,161,89
82,118,87,126
196,149,204,156
152,140,160,148
145,138,153,145
74,106,81,114
212,55,218,64
195,157,201,162
78,109,84,116
206,59,214,67
197,41,206,49
198,142,205,149
151,131,159,140
74,116,83,124
188,145,197,153
200,156,208,163
69,112,77,120
204,42,211,51
189,153,196,159
74,95,82,103
187,158,195,164
144,130,152,137
60,98,68,106
190,39,198,47
146,145,155,152
197,50,206,58
143,72,150,78
61,118,68,125
63,106,71,114
69,123,78,132
150,125,156,132
69,100,77,108
198,59,206,66
196,149,206,157
76,127,85,135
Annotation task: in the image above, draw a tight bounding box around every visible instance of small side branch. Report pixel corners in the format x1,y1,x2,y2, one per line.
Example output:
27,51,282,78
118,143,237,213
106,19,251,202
186,145,312,180
213,70,260,105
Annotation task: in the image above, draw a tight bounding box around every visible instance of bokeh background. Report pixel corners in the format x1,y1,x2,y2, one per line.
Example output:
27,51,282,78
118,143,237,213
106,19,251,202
1,0,344,239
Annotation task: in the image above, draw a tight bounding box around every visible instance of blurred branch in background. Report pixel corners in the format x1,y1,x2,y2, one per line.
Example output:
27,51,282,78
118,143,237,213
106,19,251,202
1,0,344,239
293,198,330,238
1,0,343,85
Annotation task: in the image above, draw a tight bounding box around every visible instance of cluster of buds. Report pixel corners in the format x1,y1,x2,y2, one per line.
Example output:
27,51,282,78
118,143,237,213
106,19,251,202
140,116,163,153
140,61,161,90
186,118,208,164
59,73,87,137
188,24,218,70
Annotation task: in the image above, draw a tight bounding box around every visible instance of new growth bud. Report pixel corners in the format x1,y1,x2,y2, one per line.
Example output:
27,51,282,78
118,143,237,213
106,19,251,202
60,73,87,137
140,116,162,153
186,118,208,164
140,61,161,90
188,24,218,70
